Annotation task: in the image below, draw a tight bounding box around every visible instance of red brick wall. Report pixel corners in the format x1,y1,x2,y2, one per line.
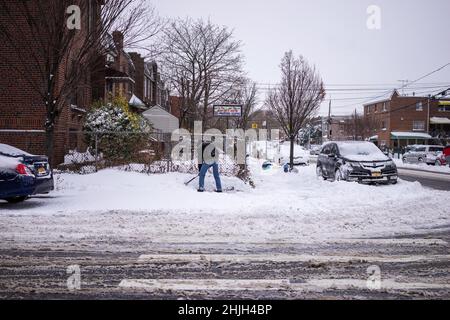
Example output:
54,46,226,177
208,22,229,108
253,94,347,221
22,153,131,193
0,0,97,164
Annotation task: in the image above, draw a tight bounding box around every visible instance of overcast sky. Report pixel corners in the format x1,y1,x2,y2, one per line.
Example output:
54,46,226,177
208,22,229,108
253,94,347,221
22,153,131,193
154,0,450,115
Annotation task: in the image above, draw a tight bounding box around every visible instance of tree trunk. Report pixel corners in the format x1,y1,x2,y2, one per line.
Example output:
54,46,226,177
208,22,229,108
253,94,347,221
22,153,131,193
289,136,295,171
45,129,55,166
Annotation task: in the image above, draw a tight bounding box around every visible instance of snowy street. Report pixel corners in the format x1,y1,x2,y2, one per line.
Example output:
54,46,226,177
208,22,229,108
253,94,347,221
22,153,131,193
1,161,449,299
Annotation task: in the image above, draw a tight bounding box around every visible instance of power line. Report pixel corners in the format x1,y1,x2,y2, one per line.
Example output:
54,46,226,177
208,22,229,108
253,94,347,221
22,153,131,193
329,62,450,109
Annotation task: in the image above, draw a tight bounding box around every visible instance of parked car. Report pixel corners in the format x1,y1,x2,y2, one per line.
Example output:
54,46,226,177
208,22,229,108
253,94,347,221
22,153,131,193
316,141,398,184
309,144,322,156
0,144,54,203
402,145,445,166
280,142,310,166
443,145,450,167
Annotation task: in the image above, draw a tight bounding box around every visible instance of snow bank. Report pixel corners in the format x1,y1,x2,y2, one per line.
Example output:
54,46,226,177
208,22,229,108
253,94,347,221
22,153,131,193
394,159,450,174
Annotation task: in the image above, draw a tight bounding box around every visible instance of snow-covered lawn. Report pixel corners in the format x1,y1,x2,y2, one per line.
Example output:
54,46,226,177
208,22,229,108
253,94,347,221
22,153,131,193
0,159,449,249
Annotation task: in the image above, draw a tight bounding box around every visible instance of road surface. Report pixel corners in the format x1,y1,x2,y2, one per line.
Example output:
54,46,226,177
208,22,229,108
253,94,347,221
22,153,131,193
398,168,450,191
1,230,449,299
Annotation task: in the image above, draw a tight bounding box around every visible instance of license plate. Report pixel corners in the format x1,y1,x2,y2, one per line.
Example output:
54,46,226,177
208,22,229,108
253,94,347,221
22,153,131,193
372,171,382,177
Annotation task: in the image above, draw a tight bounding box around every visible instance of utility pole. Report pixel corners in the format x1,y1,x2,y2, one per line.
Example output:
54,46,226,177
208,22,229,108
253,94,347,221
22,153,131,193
398,80,409,95
354,108,357,141
327,99,332,141
427,94,431,134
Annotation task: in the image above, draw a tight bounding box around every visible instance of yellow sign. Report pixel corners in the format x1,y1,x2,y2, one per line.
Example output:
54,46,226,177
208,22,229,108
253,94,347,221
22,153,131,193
252,123,258,129
439,101,450,106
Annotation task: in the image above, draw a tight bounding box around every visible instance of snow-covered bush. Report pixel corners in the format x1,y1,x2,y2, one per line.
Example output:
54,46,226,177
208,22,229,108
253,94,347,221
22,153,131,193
84,96,153,163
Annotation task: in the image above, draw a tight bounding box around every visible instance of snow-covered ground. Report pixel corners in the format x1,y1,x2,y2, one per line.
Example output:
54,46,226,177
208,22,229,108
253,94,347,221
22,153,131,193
394,159,450,174
0,158,449,250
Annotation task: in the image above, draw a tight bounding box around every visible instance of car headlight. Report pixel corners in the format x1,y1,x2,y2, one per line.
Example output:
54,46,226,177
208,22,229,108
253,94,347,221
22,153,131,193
348,161,361,168
386,160,396,167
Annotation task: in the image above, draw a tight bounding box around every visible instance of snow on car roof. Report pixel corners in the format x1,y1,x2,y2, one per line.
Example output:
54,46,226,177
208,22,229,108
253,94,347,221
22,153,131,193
0,143,32,157
338,141,388,161
323,141,388,161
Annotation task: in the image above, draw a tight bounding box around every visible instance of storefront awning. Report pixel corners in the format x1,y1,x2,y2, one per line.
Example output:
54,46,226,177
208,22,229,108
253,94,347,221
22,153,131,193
391,132,432,140
430,117,450,125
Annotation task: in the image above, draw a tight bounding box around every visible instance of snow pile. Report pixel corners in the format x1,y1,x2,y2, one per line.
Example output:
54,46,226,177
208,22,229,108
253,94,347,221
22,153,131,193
394,159,450,174
0,157,449,248
64,150,97,165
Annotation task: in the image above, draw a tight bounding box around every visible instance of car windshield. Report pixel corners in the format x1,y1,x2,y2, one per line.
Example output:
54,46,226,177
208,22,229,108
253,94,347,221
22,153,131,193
0,143,31,157
337,142,387,161
429,147,444,152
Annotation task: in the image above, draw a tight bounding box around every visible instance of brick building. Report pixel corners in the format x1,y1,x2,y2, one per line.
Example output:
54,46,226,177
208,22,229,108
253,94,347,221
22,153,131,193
0,0,103,164
322,115,356,142
92,31,137,107
364,90,450,148
129,53,170,111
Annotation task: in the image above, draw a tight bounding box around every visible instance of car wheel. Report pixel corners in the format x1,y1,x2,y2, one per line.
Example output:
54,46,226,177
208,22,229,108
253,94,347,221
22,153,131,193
418,157,424,163
5,196,28,204
435,160,442,166
316,165,326,180
402,157,406,163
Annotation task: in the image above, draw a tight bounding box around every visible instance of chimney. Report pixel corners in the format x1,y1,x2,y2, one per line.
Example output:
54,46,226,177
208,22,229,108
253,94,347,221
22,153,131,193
112,31,124,51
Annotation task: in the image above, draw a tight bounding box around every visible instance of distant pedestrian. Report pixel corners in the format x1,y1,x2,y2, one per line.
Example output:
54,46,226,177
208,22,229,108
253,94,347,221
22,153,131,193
197,141,222,193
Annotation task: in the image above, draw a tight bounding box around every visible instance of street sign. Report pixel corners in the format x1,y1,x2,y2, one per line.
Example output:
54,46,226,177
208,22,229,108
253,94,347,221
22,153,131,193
252,123,258,129
213,105,242,117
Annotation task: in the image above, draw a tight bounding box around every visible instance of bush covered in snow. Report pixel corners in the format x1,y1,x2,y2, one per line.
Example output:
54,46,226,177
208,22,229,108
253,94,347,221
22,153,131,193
84,96,153,163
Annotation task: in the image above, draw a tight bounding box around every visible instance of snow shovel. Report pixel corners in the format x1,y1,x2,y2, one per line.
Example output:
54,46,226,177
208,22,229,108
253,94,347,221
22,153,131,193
184,174,199,186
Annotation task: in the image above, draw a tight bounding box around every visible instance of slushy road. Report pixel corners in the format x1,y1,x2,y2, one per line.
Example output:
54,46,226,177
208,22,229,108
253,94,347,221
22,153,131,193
398,168,450,191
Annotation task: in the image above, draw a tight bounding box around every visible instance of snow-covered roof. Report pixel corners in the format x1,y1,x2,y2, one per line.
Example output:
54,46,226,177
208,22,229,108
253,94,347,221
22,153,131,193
129,94,145,107
369,135,378,141
391,132,432,139
430,117,450,125
143,105,179,134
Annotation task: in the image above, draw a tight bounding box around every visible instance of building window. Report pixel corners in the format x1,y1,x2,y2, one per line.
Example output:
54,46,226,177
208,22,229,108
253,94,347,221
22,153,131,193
382,102,387,112
381,121,386,130
416,102,423,111
438,105,450,112
413,121,425,131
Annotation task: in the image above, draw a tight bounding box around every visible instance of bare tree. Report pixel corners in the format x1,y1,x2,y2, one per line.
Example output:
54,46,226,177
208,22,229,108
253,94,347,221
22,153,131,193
0,0,161,163
161,18,243,129
266,51,325,170
233,79,258,129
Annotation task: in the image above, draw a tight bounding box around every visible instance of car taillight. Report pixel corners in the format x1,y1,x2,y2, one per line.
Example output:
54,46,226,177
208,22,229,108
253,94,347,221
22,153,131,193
16,163,34,176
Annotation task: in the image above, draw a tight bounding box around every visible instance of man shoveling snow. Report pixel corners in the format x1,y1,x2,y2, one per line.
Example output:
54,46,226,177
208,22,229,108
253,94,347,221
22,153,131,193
197,141,222,193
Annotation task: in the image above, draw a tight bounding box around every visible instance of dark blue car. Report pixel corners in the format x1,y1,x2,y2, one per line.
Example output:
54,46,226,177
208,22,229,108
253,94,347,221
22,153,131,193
0,144,54,203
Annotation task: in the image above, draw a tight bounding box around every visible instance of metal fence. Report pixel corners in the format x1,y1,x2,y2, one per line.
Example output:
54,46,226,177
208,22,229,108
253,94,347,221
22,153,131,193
0,130,244,178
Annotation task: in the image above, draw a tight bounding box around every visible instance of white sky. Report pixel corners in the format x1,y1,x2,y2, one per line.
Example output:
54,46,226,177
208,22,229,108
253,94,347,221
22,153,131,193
154,0,450,115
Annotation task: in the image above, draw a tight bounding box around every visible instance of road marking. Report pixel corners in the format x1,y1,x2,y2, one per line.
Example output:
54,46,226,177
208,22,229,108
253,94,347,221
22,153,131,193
150,238,448,245
119,279,290,291
327,238,448,245
119,278,450,292
137,253,450,264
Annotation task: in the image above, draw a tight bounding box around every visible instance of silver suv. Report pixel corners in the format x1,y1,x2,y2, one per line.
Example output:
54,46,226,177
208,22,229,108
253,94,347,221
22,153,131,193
402,145,445,165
